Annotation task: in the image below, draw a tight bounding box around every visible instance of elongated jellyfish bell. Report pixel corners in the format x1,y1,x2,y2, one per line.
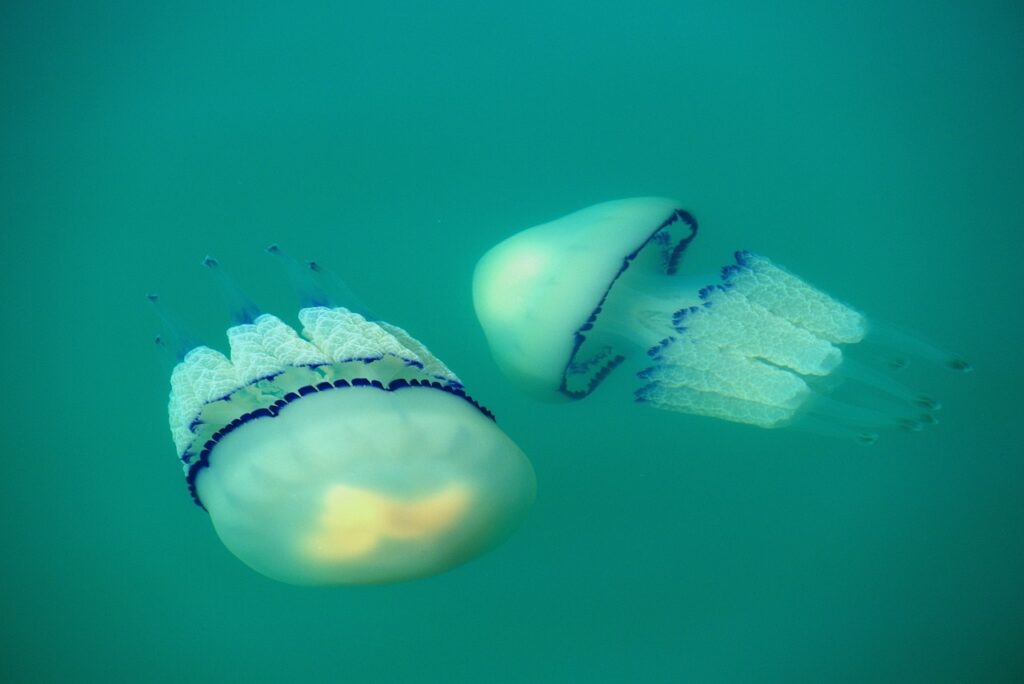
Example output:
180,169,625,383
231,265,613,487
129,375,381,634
153,253,535,585
472,198,970,443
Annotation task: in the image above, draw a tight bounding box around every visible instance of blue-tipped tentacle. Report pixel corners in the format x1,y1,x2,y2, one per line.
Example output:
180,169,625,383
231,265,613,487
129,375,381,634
819,356,942,414
307,259,375,319
861,320,972,374
202,256,260,325
147,293,202,361
266,244,333,309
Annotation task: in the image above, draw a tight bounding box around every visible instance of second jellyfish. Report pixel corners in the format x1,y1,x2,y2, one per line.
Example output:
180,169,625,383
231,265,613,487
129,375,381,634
472,197,969,443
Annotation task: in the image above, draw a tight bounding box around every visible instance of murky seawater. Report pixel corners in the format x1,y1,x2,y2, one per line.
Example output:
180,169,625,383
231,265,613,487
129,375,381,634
1,2,1021,682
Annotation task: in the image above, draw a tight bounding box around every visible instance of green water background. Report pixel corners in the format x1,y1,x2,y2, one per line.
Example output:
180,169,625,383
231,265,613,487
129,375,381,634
2,2,1022,682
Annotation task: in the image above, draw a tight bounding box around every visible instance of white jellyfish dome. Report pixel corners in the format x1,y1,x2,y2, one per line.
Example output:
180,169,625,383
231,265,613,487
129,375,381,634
473,198,969,441
158,258,535,585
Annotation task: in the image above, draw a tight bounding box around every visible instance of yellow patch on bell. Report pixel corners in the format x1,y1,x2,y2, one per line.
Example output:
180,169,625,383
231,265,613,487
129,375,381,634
302,482,473,562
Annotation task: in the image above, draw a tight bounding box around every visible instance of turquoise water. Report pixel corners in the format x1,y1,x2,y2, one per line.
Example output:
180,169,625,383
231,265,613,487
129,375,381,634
2,2,1022,681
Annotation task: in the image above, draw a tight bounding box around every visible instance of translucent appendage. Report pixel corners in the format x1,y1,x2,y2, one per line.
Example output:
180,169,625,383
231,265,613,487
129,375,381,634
636,252,945,440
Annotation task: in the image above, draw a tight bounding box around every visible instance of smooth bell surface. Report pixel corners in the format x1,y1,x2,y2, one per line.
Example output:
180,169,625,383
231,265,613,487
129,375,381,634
196,386,536,585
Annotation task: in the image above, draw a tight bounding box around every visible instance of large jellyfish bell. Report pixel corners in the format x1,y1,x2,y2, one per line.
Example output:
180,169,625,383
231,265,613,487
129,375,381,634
154,251,535,585
472,197,969,442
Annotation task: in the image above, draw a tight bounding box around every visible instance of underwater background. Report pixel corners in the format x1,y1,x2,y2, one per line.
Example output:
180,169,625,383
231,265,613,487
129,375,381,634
2,1,1022,682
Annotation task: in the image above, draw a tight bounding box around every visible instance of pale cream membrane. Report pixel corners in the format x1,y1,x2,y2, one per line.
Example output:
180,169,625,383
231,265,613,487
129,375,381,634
473,198,970,443
163,291,535,585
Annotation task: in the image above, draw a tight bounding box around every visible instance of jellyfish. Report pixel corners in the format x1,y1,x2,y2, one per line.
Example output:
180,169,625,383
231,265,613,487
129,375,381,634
153,251,535,585
472,197,969,442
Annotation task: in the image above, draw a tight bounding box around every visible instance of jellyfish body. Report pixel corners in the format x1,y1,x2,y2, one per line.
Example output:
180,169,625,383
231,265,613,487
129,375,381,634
166,304,535,585
473,197,965,441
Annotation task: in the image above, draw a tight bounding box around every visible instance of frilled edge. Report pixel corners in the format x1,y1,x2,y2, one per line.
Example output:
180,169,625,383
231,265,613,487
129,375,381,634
559,208,699,399
182,367,494,509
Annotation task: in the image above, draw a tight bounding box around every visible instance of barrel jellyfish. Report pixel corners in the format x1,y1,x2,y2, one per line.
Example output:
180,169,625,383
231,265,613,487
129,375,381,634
472,197,969,443
154,252,536,585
